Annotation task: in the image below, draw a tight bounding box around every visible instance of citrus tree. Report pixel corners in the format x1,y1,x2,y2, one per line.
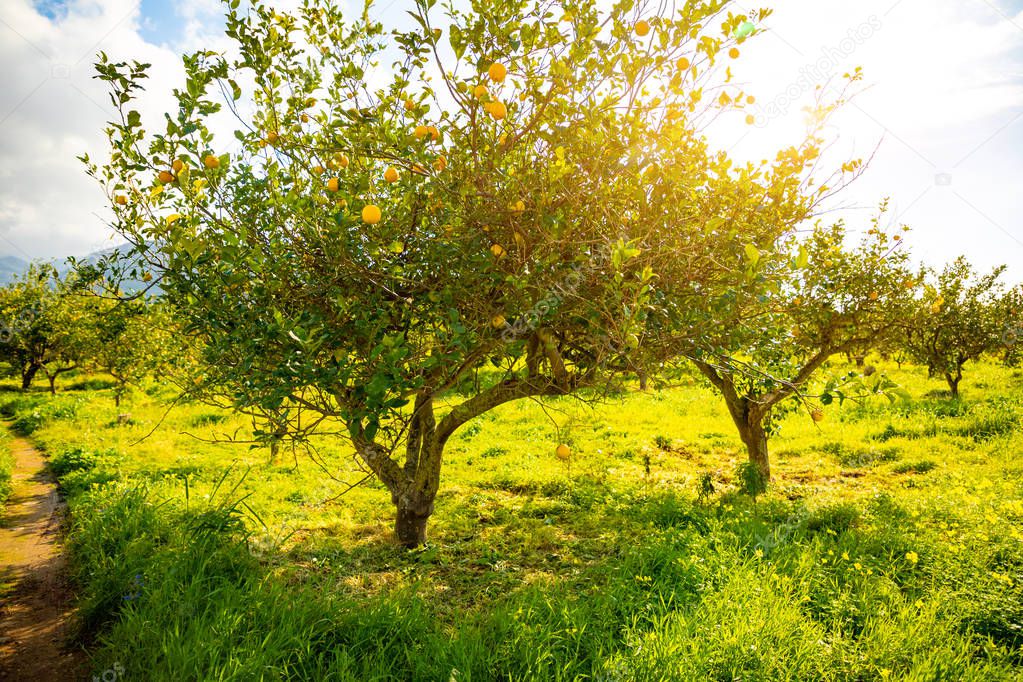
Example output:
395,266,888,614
86,0,833,545
683,214,916,480
0,264,96,392
79,298,180,406
903,257,1012,398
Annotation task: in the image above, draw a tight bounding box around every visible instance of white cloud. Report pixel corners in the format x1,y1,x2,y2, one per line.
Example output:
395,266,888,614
706,0,1023,280
0,0,186,261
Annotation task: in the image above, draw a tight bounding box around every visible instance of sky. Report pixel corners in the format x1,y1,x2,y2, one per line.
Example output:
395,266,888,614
0,0,1021,280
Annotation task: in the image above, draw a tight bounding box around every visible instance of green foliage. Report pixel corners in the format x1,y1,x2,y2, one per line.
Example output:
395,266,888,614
697,471,716,503
903,257,1014,396
822,441,901,468
892,460,937,475
12,409,45,436
736,460,767,501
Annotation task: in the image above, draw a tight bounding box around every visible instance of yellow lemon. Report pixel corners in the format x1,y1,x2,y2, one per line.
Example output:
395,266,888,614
488,62,507,83
362,204,382,224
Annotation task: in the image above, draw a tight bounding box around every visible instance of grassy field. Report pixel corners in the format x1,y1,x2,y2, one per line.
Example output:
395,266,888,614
3,360,1022,680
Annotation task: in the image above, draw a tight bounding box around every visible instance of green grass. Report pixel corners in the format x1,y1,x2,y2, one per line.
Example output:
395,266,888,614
0,430,12,520
7,360,1023,679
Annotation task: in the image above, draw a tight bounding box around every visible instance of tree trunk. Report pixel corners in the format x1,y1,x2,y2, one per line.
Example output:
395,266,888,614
723,392,772,481
946,372,961,399
736,413,771,481
638,370,649,391
355,374,578,549
21,363,40,390
394,495,433,547
47,374,56,395
114,392,121,408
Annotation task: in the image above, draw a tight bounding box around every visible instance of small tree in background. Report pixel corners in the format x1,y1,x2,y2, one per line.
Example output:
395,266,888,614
0,264,95,392
1001,286,1022,367
686,214,916,480
903,257,1013,398
82,299,179,407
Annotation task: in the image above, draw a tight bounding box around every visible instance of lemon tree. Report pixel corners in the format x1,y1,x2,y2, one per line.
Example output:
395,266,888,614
685,213,917,480
0,264,97,392
87,0,827,545
903,257,1013,398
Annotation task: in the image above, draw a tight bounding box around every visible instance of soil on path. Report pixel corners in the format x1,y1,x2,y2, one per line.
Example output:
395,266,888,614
0,435,84,681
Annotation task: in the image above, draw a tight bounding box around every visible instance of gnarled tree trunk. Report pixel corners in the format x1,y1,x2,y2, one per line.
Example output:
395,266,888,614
355,371,578,548
945,369,962,399
694,360,773,480
21,362,40,390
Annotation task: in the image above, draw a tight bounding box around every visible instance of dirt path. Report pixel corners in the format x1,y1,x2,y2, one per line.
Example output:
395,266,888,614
0,436,84,681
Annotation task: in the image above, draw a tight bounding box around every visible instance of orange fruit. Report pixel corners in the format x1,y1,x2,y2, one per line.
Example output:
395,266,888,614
312,165,325,174
266,131,279,144
556,443,571,460
490,243,506,258
300,113,309,123
336,154,350,169
869,291,879,301
172,159,184,173
728,47,740,59
326,177,340,192
427,125,440,141
745,114,756,125
491,314,506,329
488,62,507,83
746,95,756,104
473,84,489,99
433,155,447,171
414,125,429,139
485,101,507,120
811,409,825,423
676,57,690,70
635,20,650,36
404,99,415,111
158,170,174,184
114,195,127,206
362,204,382,224
203,154,220,169
384,166,399,183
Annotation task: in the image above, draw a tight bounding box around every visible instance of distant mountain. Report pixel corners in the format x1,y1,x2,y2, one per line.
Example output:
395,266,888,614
0,255,29,285
0,245,158,295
